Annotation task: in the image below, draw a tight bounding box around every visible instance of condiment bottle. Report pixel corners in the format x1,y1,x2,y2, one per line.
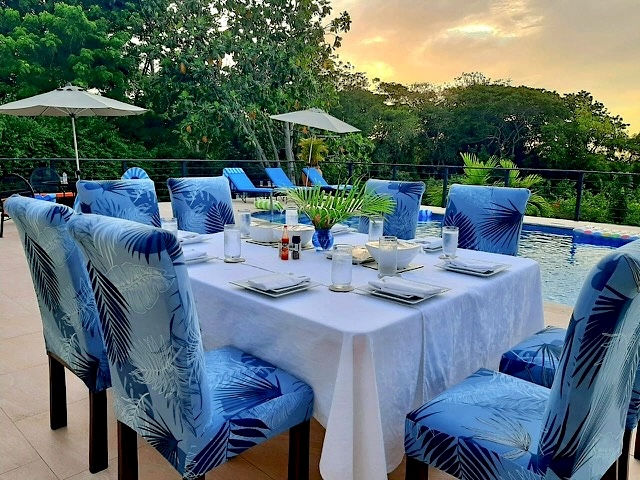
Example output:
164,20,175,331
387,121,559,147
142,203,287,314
292,235,301,260
280,225,289,260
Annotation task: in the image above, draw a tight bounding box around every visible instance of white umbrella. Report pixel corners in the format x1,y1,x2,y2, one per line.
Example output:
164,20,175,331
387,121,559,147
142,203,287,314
0,84,147,175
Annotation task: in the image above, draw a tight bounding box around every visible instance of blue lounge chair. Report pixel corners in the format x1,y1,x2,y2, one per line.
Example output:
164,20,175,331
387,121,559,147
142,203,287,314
265,167,296,188
302,167,352,191
222,167,273,200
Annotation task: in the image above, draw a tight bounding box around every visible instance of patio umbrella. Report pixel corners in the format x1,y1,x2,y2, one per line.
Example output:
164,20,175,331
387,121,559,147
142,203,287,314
0,84,147,175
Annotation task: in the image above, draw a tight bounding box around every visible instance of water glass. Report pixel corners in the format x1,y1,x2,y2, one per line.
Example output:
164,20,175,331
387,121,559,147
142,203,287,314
331,244,353,290
442,226,459,259
223,224,242,261
368,215,384,242
238,209,251,238
161,217,178,236
377,235,398,277
285,207,299,226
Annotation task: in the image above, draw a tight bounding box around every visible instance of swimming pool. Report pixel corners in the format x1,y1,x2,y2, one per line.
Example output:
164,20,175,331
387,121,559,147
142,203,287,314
252,211,622,306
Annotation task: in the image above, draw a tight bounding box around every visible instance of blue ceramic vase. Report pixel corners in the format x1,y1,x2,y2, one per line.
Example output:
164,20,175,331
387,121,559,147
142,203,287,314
312,228,334,251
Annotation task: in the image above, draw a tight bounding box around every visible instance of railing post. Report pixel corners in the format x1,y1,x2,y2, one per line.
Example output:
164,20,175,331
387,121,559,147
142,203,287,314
442,168,449,208
181,161,187,177
348,161,353,178
574,172,584,221
392,164,398,180
504,168,511,187
122,161,128,176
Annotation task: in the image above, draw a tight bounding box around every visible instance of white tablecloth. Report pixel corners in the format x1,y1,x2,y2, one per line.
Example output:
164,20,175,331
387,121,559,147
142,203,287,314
186,232,544,480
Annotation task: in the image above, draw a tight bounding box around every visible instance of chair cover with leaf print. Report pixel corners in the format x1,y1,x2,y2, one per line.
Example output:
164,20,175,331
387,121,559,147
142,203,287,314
67,214,314,478
167,176,235,234
121,166,150,179
405,240,640,479
443,184,530,256
357,179,425,240
75,179,161,227
4,195,110,393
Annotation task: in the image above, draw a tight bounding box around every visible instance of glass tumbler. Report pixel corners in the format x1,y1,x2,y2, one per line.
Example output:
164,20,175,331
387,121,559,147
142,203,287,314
442,226,459,259
285,208,299,226
223,224,242,262
377,235,398,277
368,215,384,242
330,244,353,291
238,209,251,238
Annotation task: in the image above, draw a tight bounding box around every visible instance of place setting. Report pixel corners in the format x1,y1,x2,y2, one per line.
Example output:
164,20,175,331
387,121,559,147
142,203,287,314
434,226,509,276
359,276,450,304
230,273,320,297
182,248,217,264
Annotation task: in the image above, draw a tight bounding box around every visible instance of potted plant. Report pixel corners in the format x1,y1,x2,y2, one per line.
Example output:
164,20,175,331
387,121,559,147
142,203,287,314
283,179,395,250
299,137,328,186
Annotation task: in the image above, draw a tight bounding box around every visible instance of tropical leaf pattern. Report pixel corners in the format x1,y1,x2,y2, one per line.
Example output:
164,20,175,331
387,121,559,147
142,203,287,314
121,167,150,180
167,177,235,234
357,179,425,240
405,240,640,479
4,196,110,393
442,184,531,256
67,213,314,477
76,179,162,227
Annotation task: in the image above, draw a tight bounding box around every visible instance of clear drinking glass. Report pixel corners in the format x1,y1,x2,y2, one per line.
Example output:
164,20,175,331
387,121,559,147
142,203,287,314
442,226,459,259
285,208,299,226
161,217,178,236
377,235,398,277
238,209,251,238
331,244,353,291
223,224,242,261
368,215,384,242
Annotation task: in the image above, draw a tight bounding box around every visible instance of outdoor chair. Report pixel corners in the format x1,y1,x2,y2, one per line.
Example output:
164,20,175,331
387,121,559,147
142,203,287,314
75,178,161,227
167,176,235,234
0,173,34,238
265,167,297,188
121,166,150,179
30,166,61,193
4,195,110,473
222,167,273,201
404,240,640,480
357,179,425,240
301,167,351,191
68,213,314,480
442,184,530,256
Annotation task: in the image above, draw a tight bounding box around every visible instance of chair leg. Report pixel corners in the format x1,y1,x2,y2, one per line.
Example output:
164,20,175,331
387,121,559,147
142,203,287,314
405,456,429,480
288,420,310,480
89,390,108,473
602,458,618,480
118,420,138,480
48,355,67,430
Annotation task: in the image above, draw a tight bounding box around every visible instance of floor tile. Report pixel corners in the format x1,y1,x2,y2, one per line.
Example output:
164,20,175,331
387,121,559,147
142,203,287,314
0,408,40,475
0,331,48,375
0,459,58,480
0,294,42,340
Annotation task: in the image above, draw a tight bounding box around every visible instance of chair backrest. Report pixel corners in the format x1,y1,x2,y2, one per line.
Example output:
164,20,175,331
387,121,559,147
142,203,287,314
302,167,328,186
443,184,530,256
121,167,150,180
75,179,161,227
533,240,640,478
357,179,425,240
167,176,235,234
222,167,257,191
265,167,295,188
67,213,211,471
1,173,34,200
4,195,110,392
30,167,60,193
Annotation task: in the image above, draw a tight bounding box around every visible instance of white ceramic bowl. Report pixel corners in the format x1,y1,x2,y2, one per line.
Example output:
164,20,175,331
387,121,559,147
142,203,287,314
249,223,279,243
365,240,422,269
274,224,315,246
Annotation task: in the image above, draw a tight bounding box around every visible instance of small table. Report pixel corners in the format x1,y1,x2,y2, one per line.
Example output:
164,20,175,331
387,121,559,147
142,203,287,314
38,180,77,207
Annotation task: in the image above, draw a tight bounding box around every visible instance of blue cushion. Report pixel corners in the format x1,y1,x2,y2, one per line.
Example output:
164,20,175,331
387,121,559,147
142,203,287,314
222,167,272,195
121,167,150,179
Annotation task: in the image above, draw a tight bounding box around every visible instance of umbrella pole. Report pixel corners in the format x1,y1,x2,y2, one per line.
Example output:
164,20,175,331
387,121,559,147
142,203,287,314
71,114,81,178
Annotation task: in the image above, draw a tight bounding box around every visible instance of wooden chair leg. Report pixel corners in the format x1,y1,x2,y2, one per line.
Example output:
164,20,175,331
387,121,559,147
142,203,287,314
118,420,138,480
89,390,108,473
288,420,310,480
48,355,67,430
405,456,429,480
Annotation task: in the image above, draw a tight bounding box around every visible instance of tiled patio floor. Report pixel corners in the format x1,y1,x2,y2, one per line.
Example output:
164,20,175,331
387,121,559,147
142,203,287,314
1,202,638,479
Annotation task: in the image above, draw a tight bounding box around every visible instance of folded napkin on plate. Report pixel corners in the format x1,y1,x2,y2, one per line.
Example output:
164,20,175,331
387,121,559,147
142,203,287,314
368,277,442,297
183,249,207,262
447,258,501,273
414,236,442,250
247,273,310,291
178,232,202,244
330,224,351,235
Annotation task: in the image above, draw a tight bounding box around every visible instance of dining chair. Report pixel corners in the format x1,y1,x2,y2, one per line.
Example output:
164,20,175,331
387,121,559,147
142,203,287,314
357,179,425,240
4,195,111,473
67,213,315,480
167,176,235,234
75,178,161,227
442,184,530,256
121,166,150,179
404,240,640,480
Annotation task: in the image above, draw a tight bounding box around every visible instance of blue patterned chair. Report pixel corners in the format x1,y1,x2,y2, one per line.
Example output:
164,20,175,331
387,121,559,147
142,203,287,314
121,166,150,179
167,176,235,234
75,179,161,227
357,179,425,240
67,214,314,479
404,240,640,480
4,195,110,473
443,184,530,256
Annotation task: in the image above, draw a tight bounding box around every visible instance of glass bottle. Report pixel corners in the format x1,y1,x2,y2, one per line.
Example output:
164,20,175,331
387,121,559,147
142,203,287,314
280,225,289,260
292,235,301,260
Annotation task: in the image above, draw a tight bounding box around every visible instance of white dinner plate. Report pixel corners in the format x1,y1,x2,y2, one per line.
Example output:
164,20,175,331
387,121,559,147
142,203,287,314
435,260,510,277
179,233,214,245
357,283,449,304
230,279,320,297
185,255,217,265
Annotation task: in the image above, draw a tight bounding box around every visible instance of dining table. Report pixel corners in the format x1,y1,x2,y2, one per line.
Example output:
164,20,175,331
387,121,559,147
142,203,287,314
185,231,545,480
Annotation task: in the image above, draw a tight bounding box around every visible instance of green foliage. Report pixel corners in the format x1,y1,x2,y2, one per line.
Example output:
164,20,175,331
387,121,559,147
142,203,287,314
298,138,328,166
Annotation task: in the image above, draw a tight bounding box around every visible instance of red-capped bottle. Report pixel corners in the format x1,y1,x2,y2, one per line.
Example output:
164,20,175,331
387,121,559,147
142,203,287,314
280,225,289,260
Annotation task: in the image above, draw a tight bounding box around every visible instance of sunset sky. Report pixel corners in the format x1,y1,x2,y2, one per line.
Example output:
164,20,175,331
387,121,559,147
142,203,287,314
331,0,640,134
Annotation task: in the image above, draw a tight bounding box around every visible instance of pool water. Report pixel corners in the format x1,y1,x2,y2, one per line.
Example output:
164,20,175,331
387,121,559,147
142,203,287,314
252,211,619,306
